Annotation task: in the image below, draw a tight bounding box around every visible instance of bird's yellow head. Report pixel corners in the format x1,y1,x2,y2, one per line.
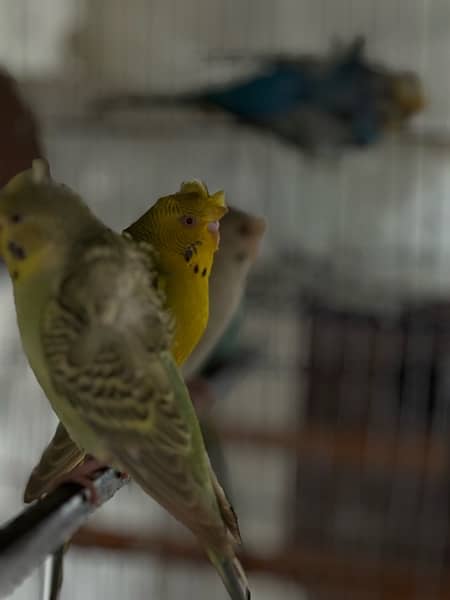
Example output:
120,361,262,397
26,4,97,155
392,72,426,112
0,159,99,283
384,72,426,127
125,180,228,276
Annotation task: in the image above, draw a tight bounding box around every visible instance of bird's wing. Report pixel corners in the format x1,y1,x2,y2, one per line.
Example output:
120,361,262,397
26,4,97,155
24,235,161,504
24,422,85,503
41,236,227,538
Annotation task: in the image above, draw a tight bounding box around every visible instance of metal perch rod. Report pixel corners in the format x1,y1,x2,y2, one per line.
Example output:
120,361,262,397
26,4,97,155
0,469,127,599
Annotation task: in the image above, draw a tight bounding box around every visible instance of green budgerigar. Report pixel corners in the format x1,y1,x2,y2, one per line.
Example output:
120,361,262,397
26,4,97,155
0,160,249,600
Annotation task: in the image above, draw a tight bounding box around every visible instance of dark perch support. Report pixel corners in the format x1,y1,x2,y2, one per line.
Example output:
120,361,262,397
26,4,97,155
0,469,127,598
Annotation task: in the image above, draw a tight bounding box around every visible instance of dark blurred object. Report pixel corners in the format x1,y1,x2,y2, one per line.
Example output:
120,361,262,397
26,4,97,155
302,298,450,430
94,37,425,154
198,308,244,377
0,469,126,599
0,69,43,186
46,544,65,600
293,294,450,562
186,307,263,494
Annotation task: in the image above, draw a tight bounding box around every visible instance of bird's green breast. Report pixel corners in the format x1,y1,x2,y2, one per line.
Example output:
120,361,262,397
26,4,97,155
13,273,107,458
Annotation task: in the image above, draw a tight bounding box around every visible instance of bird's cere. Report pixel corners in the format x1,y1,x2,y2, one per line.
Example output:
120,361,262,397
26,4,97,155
207,221,220,233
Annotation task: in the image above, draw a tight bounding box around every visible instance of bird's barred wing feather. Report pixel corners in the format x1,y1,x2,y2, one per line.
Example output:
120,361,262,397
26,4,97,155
25,235,163,503
41,235,227,537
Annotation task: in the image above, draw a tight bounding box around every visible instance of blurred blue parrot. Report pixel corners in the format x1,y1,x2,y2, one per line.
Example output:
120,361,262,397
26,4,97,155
94,37,425,154
202,38,382,146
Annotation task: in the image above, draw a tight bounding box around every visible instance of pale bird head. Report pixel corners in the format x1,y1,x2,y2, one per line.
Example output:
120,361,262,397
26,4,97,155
214,206,267,276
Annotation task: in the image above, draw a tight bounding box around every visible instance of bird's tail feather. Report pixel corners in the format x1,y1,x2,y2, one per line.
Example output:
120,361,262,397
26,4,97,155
92,92,206,115
207,550,250,600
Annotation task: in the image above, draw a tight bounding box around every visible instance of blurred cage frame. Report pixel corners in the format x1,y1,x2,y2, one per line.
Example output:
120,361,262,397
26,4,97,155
0,1,450,599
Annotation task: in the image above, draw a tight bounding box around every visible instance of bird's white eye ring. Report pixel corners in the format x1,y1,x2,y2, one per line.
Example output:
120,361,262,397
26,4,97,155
181,215,196,226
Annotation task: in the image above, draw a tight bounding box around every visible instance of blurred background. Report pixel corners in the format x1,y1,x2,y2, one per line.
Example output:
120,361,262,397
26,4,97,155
0,0,450,598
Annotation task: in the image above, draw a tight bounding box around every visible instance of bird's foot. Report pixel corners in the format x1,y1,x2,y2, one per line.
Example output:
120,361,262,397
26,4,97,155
54,456,110,506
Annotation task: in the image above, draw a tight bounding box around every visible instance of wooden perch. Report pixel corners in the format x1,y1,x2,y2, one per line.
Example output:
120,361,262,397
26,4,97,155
217,424,449,478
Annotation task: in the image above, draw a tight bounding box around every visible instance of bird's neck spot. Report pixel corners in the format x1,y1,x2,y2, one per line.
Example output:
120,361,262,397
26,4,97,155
181,240,212,279
5,243,55,286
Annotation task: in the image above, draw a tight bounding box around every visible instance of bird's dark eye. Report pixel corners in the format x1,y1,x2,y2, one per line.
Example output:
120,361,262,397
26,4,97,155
181,215,196,226
10,214,22,224
239,223,251,236
235,252,247,263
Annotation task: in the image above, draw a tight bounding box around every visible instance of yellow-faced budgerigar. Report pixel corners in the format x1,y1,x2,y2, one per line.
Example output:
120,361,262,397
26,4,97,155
183,206,266,379
0,161,249,600
24,179,226,501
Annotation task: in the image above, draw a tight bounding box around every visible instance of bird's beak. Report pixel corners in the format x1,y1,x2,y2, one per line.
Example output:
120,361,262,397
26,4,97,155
206,191,227,247
207,219,221,248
